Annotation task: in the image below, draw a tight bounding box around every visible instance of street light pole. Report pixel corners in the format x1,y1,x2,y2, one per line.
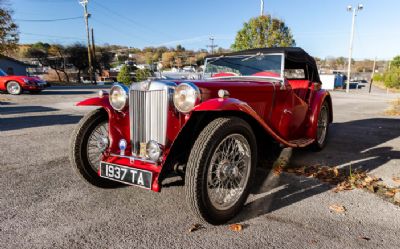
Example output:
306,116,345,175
79,0,93,84
346,4,363,93
260,0,264,16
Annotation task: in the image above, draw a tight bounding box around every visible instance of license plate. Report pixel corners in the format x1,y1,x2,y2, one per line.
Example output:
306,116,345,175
99,162,152,189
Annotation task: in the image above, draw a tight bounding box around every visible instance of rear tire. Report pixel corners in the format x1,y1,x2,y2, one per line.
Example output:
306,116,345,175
185,117,257,225
70,108,121,188
312,101,330,151
6,81,22,95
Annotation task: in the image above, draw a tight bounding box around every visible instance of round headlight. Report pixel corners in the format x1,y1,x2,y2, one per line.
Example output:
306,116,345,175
109,84,128,111
173,83,201,113
146,140,162,162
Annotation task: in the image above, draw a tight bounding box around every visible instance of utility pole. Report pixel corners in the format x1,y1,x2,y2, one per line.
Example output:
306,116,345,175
346,4,363,93
260,0,264,16
79,0,94,84
206,36,218,54
91,27,97,84
369,57,376,94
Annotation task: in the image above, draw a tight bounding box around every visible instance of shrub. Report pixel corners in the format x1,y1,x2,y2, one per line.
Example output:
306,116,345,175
135,69,152,82
383,68,400,89
117,65,132,85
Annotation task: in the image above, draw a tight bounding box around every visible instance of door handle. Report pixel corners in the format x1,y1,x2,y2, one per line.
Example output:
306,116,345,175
284,109,293,115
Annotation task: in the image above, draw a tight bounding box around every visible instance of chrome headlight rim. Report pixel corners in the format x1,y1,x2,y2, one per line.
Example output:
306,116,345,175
109,83,129,111
146,140,162,162
173,82,201,114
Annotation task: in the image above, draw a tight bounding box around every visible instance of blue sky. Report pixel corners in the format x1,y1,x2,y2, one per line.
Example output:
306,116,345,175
10,0,400,59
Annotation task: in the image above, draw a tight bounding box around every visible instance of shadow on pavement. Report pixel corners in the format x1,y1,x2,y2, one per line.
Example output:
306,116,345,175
232,118,400,223
0,106,58,115
0,114,82,131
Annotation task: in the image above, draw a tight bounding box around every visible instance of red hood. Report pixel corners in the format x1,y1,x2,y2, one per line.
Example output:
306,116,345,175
173,78,278,101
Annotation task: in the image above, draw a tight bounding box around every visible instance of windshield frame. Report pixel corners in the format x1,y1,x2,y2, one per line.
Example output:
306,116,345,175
203,53,285,81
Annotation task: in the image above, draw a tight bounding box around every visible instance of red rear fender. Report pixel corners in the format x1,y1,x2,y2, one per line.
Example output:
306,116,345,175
306,90,333,139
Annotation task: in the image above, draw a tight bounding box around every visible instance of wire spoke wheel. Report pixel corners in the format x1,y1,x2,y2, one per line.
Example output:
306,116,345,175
7,82,21,95
207,134,251,210
86,121,108,172
317,104,328,145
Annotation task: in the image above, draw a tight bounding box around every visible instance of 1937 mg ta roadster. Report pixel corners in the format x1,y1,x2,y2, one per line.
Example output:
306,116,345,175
70,47,332,224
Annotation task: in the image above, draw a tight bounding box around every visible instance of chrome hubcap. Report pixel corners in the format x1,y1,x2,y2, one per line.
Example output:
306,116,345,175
207,134,251,210
86,121,108,171
7,82,20,94
317,105,328,145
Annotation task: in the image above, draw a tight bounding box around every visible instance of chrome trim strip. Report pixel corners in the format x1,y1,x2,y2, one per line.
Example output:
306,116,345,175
110,153,158,164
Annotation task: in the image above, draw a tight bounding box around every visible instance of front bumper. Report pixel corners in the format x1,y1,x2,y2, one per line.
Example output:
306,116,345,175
23,84,46,90
100,154,162,192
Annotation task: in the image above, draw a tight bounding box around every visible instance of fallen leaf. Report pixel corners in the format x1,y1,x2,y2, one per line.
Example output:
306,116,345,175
329,204,346,213
188,224,204,233
229,224,243,232
273,165,283,176
333,167,339,177
392,177,400,184
385,191,395,197
364,176,373,184
359,236,371,241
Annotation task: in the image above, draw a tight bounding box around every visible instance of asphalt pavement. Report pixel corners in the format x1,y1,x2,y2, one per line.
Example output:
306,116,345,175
0,86,399,249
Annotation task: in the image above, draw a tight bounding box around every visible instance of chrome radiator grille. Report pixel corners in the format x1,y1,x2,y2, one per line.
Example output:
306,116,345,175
130,89,168,155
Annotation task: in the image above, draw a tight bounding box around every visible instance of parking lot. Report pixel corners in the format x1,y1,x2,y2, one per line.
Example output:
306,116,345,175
1,86,400,249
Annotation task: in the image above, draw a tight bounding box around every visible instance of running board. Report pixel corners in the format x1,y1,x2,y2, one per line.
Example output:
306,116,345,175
287,138,315,148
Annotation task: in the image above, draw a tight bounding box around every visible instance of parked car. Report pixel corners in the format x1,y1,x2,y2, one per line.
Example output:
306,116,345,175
70,47,333,224
0,68,47,94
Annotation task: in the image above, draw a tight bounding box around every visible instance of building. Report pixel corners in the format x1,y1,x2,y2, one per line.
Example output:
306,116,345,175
0,55,35,76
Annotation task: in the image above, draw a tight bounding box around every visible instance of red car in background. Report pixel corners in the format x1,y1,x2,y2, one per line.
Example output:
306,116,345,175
70,47,333,224
0,68,47,94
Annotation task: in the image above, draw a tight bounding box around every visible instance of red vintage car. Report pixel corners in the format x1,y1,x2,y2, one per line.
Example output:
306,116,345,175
70,47,332,224
0,68,47,94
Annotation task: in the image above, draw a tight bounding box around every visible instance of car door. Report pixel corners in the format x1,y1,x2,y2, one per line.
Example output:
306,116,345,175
269,80,308,140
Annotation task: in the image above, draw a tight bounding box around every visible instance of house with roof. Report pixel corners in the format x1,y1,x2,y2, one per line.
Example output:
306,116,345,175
0,55,36,76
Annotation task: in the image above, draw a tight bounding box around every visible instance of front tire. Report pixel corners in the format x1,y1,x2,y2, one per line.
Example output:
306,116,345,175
6,81,22,95
70,108,121,188
185,117,257,225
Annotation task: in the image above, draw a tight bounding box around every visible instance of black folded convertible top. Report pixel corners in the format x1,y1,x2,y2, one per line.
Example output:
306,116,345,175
206,47,321,83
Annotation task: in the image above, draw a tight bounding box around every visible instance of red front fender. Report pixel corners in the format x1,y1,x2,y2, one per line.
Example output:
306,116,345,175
76,97,111,108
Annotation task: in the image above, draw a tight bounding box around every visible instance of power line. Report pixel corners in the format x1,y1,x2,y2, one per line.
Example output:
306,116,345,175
15,16,82,22
92,1,176,40
91,17,152,44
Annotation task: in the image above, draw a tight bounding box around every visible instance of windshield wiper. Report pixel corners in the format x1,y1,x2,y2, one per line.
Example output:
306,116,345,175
241,52,264,62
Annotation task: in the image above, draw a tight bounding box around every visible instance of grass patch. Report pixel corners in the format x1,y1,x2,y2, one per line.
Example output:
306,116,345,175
373,81,400,93
385,98,400,116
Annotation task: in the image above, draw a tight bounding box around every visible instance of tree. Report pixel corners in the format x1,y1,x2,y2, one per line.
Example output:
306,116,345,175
231,15,295,51
26,43,69,82
162,51,176,68
66,43,88,83
117,65,131,85
0,2,19,54
392,56,400,68
94,47,113,75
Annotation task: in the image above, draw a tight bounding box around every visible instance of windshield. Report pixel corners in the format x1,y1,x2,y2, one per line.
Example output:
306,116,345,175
0,68,7,76
204,53,283,79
